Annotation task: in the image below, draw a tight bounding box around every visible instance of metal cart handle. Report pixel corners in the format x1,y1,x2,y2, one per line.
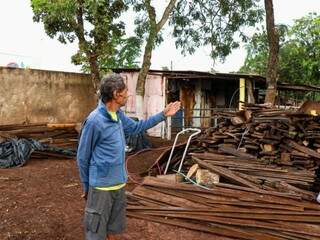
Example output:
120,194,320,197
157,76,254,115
163,128,201,175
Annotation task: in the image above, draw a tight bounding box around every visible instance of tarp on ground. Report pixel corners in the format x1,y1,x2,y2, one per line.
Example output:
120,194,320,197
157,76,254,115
0,138,76,168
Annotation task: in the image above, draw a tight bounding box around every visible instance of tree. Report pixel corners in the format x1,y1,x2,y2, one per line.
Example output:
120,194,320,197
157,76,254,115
240,13,320,87
31,0,141,91
80,36,142,73
129,0,177,118
240,25,287,76
281,13,320,85
264,0,279,105
171,0,263,61
131,0,263,117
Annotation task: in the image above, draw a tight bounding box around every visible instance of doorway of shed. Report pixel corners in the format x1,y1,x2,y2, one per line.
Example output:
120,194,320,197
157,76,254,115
167,79,183,134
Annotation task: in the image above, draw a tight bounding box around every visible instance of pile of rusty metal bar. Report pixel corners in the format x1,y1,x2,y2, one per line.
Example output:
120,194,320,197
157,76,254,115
127,176,320,240
204,103,320,169
0,123,79,159
127,104,320,239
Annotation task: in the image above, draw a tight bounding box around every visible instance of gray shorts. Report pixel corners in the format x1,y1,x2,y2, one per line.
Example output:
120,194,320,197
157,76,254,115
84,187,127,240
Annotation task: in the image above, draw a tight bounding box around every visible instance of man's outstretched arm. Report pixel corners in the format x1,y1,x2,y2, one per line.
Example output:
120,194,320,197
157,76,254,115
121,101,181,135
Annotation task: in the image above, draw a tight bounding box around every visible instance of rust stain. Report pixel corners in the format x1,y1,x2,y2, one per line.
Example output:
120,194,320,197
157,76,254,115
180,84,195,127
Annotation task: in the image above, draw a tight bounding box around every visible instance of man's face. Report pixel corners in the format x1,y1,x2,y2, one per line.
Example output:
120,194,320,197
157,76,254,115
115,88,129,107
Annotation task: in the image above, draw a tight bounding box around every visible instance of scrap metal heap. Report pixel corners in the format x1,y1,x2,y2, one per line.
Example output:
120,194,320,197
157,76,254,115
0,123,78,168
127,103,320,239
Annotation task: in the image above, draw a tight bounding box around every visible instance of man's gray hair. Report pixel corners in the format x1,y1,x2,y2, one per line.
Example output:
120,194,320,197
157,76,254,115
99,73,126,103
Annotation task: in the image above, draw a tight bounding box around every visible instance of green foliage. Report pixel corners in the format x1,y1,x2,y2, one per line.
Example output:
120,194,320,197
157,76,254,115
240,13,320,86
128,1,165,48
170,0,264,61
78,36,142,73
240,24,288,75
31,0,141,74
129,0,263,64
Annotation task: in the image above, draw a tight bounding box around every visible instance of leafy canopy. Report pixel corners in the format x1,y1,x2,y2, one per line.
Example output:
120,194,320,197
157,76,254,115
31,0,141,72
170,0,264,61
240,13,320,86
128,0,263,62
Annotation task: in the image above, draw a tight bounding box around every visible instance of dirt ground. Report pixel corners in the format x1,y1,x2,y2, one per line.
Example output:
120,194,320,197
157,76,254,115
0,137,214,240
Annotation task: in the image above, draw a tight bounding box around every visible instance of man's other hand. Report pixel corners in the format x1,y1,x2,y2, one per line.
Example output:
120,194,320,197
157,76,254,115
163,101,181,117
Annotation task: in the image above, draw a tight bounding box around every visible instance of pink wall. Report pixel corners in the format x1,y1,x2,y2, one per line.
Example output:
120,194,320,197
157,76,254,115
121,71,166,137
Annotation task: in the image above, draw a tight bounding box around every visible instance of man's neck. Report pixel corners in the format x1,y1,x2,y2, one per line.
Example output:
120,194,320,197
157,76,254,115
105,100,119,112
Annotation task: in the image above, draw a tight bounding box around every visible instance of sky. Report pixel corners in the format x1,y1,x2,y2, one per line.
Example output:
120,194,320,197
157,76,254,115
0,1,319,73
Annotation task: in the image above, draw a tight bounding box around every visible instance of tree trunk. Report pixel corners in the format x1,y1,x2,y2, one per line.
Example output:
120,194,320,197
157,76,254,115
264,0,279,106
135,0,177,119
88,55,100,93
136,26,157,97
135,2,157,119
135,27,156,119
75,2,100,93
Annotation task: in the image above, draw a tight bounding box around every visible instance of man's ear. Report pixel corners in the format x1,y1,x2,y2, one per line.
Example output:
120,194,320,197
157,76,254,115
113,90,118,99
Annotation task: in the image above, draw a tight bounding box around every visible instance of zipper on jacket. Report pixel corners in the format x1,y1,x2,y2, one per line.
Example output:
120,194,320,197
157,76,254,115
119,120,126,182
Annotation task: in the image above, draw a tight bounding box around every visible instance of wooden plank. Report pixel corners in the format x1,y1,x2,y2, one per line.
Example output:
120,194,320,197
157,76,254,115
199,197,304,211
127,212,264,240
275,181,316,201
218,146,257,160
190,152,261,164
202,160,288,173
193,157,261,189
132,185,205,208
145,186,217,208
138,212,320,237
127,206,320,216
256,229,317,240
142,176,212,193
287,140,320,159
207,186,320,210
130,210,320,223
214,182,302,199
234,170,314,183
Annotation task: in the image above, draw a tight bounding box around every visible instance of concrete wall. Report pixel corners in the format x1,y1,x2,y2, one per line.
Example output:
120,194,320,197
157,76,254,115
0,67,96,124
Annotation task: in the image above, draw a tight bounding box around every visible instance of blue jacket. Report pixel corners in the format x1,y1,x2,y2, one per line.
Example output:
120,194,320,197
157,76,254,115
77,100,166,193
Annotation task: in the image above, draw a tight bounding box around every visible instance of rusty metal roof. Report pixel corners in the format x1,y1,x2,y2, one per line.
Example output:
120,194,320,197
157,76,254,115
112,68,320,92
277,82,320,92
112,68,266,82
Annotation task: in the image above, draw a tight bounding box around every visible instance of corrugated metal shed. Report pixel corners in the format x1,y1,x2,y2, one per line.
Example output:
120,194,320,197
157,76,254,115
113,68,320,139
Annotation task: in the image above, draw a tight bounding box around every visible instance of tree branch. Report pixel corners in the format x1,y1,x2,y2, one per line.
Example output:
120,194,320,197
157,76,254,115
145,0,156,23
74,0,99,91
156,0,177,32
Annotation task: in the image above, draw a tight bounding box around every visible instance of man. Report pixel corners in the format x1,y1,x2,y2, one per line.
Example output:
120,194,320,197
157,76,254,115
77,73,180,240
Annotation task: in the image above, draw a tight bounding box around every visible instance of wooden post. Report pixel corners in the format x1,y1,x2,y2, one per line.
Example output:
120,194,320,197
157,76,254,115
246,79,255,104
166,116,171,140
239,78,246,110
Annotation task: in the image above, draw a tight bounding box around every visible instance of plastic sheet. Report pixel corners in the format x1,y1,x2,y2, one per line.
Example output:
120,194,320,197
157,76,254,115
0,138,75,168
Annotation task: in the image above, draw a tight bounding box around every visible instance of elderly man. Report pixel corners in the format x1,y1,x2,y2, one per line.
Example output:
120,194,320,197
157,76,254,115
77,73,180,240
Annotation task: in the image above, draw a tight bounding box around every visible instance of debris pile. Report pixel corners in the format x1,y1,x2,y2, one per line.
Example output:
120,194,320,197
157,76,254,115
127,176,320,240
127,104,320,238
0,123,79,149
0,123,78,168
205,103,320,169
